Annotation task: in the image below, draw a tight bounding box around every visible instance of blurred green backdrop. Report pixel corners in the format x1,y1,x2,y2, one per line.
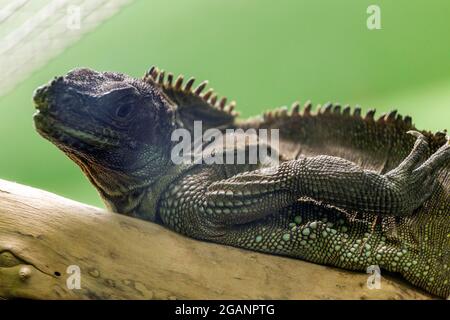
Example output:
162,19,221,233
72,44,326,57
0,0,449,207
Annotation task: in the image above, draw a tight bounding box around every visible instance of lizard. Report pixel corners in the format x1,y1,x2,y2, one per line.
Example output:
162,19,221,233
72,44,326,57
32,67,450,298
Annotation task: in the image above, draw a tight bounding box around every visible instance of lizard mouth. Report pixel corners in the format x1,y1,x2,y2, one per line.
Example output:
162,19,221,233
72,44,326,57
33,110,120,150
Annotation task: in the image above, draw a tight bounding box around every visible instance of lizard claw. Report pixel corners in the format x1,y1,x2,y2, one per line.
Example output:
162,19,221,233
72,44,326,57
397,130,429,171
385,131,449,215
414,138,450,175
406,130,424,139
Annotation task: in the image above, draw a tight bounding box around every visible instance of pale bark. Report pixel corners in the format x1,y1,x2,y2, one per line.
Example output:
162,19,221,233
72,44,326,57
0,179,432,299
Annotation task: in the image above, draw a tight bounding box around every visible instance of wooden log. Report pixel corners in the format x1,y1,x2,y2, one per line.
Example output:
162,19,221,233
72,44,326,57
0,179,432,299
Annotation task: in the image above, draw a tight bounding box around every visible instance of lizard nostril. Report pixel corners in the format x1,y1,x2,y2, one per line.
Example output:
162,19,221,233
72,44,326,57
33,75,65,109
50,76,64,86
33,85,50,110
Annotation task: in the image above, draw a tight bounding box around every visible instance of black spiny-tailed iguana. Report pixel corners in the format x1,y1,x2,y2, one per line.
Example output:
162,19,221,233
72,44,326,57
32,67,450,298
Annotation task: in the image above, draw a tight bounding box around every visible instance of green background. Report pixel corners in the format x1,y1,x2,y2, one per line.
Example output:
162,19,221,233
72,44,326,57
0,0,449,207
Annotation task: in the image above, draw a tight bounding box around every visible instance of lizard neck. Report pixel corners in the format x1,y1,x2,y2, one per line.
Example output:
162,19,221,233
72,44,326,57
130,162,195,222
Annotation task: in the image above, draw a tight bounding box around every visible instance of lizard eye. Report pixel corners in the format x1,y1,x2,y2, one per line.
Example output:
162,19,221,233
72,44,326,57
115,102,134,119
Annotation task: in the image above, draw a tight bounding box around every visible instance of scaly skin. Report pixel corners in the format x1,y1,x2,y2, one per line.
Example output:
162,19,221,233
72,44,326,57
33,67,450,298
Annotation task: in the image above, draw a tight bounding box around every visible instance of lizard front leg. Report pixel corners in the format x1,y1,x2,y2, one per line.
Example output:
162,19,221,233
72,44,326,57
205,131,449,224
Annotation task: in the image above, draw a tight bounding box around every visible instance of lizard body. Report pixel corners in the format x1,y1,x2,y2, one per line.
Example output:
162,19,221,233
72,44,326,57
33,67,450,298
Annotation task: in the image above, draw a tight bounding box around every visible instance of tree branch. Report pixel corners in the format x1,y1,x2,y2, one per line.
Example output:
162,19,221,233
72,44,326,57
0,179,432,299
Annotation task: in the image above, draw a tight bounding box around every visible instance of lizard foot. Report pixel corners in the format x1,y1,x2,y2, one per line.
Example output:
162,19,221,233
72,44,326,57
384,130,450,215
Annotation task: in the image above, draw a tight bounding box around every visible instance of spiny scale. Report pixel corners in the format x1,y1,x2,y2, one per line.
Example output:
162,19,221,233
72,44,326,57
365,109,376,120
225,101,236,113
291,101,300,115
167,73,173,86
377,112,387,123
194,81,208,95
342,105,351,116
404,116,412,126
174,75,183,90
158,70,165,85
202,89,214,101
184,77,195,92
304,101,312,115
387,110,397,122
333,105,341,114
210,94,218,106
324,103,333,114
260,100,415,130
218,97,227,109
145,66,417,127
275,106,288,118
143,66,237,116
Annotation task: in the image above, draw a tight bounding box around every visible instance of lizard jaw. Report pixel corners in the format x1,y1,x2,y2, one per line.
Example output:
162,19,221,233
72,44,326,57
33,110,120,151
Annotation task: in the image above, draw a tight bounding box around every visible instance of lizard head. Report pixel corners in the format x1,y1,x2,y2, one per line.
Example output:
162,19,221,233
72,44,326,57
33,68,176,212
